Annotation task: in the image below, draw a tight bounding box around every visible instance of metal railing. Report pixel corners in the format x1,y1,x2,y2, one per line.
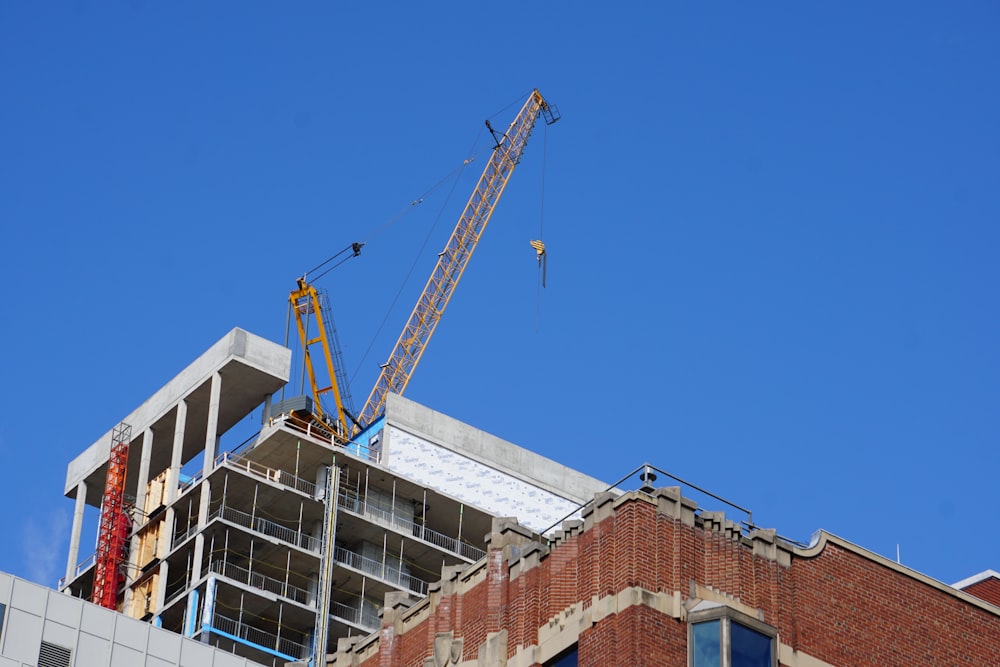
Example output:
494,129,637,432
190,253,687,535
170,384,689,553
173,521,199,548
217,451,317,497
57,552,97,589
333,545,429,596
212,613,308,660
330,601,379,631
208,504,320,553
267,413,382,463
210,560,310,606
337,491,485,562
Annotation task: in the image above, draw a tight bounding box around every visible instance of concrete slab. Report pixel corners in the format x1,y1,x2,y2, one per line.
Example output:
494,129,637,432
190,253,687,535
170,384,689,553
64,328,291,506
384,393,608,504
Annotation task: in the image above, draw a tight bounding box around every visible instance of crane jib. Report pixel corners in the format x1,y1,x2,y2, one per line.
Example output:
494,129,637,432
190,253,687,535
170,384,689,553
292,90,557,440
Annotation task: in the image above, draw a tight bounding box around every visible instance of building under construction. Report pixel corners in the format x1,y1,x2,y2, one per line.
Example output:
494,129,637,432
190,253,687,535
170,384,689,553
59,328,608,665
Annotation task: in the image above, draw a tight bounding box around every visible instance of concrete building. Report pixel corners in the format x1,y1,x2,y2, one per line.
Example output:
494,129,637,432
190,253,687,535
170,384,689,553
0,570,266,667
59,329,607,666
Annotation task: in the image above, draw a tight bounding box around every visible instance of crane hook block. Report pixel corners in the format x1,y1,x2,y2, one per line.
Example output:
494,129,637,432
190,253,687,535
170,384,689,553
530,240,547,288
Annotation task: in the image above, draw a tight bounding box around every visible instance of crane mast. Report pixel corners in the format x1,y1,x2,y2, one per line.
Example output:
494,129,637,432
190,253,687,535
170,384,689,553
355,89,559,429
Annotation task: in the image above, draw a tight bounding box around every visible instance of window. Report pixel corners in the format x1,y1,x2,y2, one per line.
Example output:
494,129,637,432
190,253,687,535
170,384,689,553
0,602,5,641
545,645,578,666
689,606,775,667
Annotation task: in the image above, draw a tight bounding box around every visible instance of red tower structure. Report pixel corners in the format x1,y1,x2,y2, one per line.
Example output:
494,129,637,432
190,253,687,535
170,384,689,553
91,422,132,609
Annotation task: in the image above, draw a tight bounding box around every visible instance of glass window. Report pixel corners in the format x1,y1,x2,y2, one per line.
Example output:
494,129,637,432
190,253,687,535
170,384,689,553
546,645,578,666
692,619,721,667
730,621,772,667
690,609,774,667
0,602,5,639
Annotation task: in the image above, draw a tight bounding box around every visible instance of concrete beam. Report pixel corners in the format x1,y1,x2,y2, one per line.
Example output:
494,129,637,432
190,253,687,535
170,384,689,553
64,328,291,506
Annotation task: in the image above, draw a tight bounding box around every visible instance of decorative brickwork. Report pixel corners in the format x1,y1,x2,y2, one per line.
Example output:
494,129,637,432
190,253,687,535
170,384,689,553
327,489,1000,667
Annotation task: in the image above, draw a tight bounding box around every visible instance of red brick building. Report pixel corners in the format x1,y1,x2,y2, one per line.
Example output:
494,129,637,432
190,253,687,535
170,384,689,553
955,570,1000,609
326,487,1000,666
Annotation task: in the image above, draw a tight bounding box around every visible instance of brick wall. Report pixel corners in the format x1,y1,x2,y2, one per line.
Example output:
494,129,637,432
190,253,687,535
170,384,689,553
961,576,1000,608
330,491,1000,667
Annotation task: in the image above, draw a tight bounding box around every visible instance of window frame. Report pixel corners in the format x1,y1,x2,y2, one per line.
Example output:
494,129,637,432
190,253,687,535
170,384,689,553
688,605,777,667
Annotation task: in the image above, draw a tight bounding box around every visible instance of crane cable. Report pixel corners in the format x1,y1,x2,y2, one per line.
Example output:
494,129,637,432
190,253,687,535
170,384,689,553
534,121,550,332
349,132,485,384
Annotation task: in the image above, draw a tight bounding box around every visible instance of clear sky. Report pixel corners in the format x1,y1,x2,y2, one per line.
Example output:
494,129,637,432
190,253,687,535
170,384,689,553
1,3,997,592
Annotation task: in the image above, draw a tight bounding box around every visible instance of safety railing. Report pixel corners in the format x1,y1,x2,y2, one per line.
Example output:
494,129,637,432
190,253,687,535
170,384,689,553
172,521,199,548
209,560,310,605
330,601,379,631
217,451,317,497
333,545,429,597
337,491,485,562
267,413,382,463
57,552,97,589
209,504,320,553
212,613,309,660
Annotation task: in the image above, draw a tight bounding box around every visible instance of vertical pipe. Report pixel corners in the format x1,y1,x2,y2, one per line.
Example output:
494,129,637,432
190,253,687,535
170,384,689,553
276,603,284,651
208,533,215,574
421,489,427,541
285,550,291,598
251,484,259,528
382,531,387,580
457,504,464,554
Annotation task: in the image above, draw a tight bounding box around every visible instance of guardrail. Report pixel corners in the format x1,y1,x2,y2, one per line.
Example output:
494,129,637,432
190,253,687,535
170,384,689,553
330,601,379,631
212,613,308,660
217,451,318,497
209,560,310,605
208,504,320,553
333,545,429,596
57,552,97,589
337,491,485,562
267,413,382,463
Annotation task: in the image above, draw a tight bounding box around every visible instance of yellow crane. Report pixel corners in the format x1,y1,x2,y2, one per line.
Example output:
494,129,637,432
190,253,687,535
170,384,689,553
292,89,559,440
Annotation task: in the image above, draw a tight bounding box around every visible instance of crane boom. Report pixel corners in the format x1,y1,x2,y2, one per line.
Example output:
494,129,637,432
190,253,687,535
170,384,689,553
355,89,559,429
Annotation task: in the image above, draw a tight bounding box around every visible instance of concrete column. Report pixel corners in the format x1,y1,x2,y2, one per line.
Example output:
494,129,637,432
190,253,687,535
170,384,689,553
190,478,213,582
134,428,154,523
167,400,187,505
191,533,205,583
154,560,169,613
160,401,186,598
203,372,222,478
64,480,87,586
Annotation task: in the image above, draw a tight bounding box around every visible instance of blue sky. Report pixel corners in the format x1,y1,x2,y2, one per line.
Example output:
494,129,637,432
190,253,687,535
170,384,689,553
1,3,997,591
